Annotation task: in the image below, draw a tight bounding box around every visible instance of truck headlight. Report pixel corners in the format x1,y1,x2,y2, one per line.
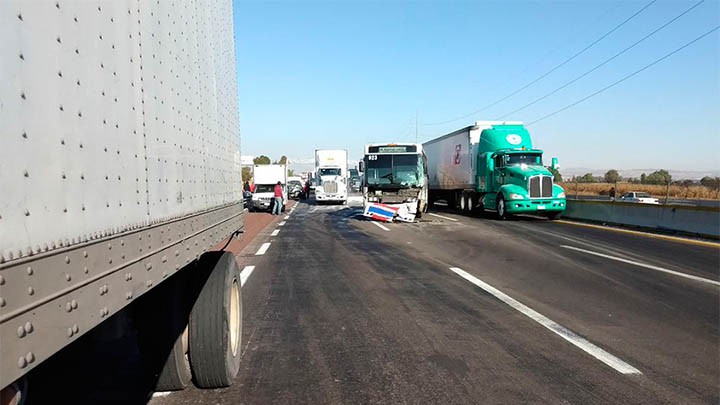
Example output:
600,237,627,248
557,192,566,198
509,193,525,200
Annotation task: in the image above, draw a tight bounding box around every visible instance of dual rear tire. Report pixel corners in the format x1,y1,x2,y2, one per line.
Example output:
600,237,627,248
137,251,242,391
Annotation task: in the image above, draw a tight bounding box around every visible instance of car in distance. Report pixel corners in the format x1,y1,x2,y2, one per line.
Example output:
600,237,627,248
619,191,660,204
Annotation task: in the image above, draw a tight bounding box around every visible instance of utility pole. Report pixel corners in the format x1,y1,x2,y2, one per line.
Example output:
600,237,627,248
415,109,418,143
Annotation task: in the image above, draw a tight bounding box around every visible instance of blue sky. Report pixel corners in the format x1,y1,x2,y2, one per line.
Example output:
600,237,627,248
233,0,719,174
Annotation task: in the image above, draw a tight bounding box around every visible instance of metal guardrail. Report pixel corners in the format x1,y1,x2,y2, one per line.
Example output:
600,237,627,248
564,199,720,239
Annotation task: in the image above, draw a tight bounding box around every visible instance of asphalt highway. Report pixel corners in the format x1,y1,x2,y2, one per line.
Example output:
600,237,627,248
151,196,719,404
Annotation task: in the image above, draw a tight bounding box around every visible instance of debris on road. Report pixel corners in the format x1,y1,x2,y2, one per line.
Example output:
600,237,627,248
363,202,417,223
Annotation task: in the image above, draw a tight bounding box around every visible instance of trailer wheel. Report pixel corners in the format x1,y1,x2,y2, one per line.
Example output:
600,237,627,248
497,194,511,220
136,272,192,391
459,192,467,213
189,252,242,388
0,377,28,405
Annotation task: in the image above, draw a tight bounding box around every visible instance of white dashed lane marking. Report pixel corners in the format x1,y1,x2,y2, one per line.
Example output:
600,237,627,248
428,213,458,222
240,265,255,286
449,266,642,375
561,245,720,287
255,242,271,255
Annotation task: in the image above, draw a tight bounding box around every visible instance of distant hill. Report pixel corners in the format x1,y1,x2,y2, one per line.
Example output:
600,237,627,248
561,168,720,181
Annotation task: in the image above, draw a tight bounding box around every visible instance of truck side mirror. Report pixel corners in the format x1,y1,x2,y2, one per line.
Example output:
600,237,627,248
551,157,559,170
359,160,365,172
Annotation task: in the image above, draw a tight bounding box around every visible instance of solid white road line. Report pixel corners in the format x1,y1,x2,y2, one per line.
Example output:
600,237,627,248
561,245,720,287
152,392,172,398
449,266,642,375
271,229,280,236
255,242,271,256
428,213,458,222
284,215,289,219
372,221,390,231
278,221,286,226
240,265,255,287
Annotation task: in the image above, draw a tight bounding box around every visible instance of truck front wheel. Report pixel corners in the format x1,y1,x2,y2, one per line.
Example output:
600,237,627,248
497,195,511,220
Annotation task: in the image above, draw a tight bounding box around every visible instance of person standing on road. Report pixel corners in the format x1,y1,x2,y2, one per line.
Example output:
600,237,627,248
272,181,283,215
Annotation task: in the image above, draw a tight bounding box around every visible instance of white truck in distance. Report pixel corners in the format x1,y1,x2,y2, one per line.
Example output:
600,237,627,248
251,164,288,212
314,149,348,204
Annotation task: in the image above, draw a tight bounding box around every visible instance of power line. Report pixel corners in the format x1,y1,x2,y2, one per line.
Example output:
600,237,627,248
423,0,657,126
526,25,720,126
514,2,625,78
496,0,705,120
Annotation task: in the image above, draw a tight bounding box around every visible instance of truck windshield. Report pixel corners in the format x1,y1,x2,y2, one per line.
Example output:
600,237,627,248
254,185,275,193
506,153,543,166
319,168,341,176
365,154,424,187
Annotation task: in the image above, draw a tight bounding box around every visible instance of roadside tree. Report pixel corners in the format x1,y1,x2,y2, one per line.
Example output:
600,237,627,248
604,169,620,183
645,169,672,185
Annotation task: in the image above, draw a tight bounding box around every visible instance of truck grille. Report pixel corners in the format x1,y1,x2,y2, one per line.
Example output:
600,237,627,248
529,176,553,198
324,181,338,193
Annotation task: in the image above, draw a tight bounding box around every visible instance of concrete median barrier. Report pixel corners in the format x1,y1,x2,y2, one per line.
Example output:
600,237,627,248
564,199,720,239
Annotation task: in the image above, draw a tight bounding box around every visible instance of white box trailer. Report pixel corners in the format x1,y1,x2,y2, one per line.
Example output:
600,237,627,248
424,121,523,190
1,0,244,397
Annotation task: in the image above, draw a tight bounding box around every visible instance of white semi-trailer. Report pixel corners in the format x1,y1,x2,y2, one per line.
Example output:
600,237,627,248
1,1,244,400
314,149,348,204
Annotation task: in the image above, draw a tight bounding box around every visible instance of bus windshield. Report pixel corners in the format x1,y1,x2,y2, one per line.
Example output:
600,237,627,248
365,154,424,187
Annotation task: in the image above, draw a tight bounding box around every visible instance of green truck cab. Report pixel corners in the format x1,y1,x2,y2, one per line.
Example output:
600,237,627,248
477,124,565,219
424,121,566,219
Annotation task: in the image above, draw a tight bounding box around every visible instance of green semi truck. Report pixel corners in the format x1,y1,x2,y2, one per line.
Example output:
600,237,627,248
423,121,566,219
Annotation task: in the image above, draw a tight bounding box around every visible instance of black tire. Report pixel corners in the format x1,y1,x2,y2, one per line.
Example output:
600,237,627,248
189,252,242,388
447,193,456,211
497,194,511,220
415,201,424,219
548,212,562,220
136,273,192,391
